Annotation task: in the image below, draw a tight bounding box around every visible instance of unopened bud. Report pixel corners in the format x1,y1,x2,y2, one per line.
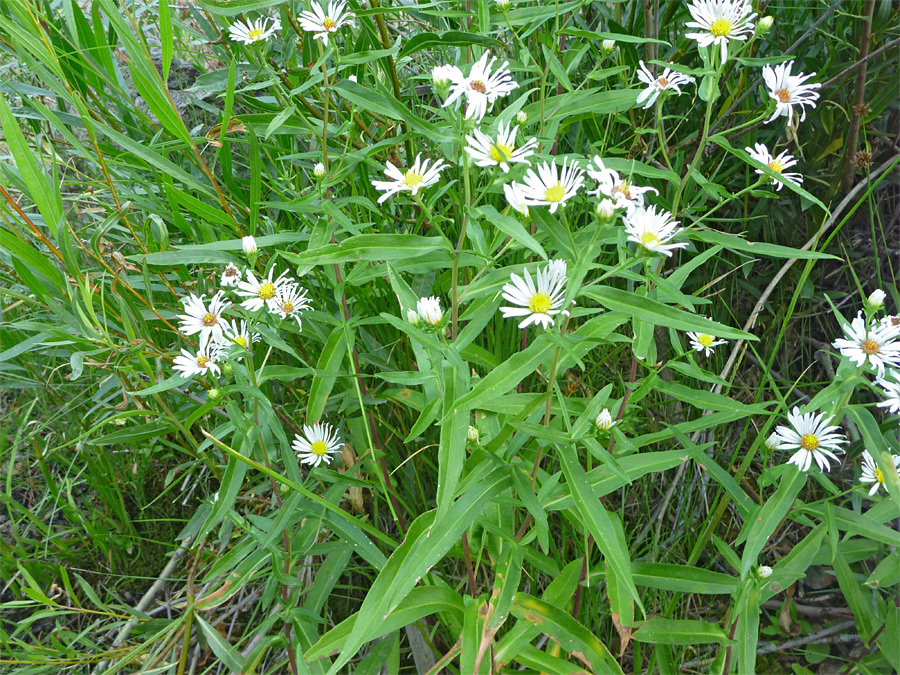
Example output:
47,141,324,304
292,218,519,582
495,0,509,9
595,408,616,431
348,74,358,83
221,361,234,376
208,388,222,402
756,16,774,34
596,199,616,223
868,289,886,310
314,162,326,180
467,425,480,443
242,235,257,255
406,309,421,326
757,565,773,579
601,39,616,54
516,110,528,126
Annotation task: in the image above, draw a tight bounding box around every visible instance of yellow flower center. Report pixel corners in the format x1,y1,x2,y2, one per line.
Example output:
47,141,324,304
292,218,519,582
281,300,294,314
641,231,660,248
323,17,336,30
489,142,514,163
874,466,885,484
709,18,733,37
469,80,487,94
768,161,784,174
197,355,209,368
862,338,880,355
800,433,819,451
310,440,329,456
528,292,552,314
403,170,423,188
202,312,217,326
775,88,791,103
544,182,566,203
247,28,264,42
697,334,714,348
234,336,248,348
258,282,276,300
613,182,632,200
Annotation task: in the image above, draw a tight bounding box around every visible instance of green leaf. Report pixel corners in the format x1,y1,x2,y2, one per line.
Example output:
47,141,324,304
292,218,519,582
689,229,839,260
436,365,469,523
307,326,346,422
333,81,453,143
583,287,755,340
510,593,623,674
632,619,732,646
129,374,192,397
265,104,297,140
475,204,547,260
398,31,502,59
739,466,805,578
558,446,644,613
198,0,283,14
632,563,738,595
281,234,452,268
195,615,245,672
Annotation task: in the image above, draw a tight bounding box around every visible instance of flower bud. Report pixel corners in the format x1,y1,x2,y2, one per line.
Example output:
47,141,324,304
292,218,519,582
868,289,886,309
495,0,509,9
221,361,234,376
757,565,773,579
516,110,528,126
406,309,421,326
601,39,616,54
416,296,443,327
756,16,774,35
348,74,358,83
208,387,222,402
467,425,480,443
432,65,456,98
314,162,326,180
242,235,257,255
595,408,616,431
595,199,617,223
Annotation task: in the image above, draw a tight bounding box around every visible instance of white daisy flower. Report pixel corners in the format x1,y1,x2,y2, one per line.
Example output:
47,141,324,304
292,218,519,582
519,158,584,214
503,182,531,219
220,263,242,288
860,450,900,496
229,16,281,45
635,60,695,109
465,121,537,173
595,408,616,431
415,296,443,327
586,156,657,214
178,292,230,349
500,259,569,330
432,64,462,93
773,406,847,472
832,312,900,375
876,372,900,414
762,61,821,125
293,422,342,468
624,205,688,257
235,268,292,312
173,347,221,378
684,0,757,63
745,143,802,191
267,282,312,328
867,289,886,310
687,331,728,356
216,319,260,357
443,51,518,122
297,0,354,46
756,566,773,580
371,153,447,204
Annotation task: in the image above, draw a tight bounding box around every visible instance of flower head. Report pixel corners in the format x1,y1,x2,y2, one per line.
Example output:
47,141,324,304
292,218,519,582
518,158,584,213
586,157,657,214
178,292,230,349
756,565,773,579
595,408,616,431
860,450,900,496
500,259,569,330
624,205,688,257
465,121,537,173
221,262,242,288
876,371,900,414
416,296,443,327
687,330,727,356
745,143,802,191
235,268,291,312
832,312,900,375
764,433,781,452
635,60,695,109
216,319,260,358
516,110,528,125
443,51,518,122
601,39,616,54
371,153,446,204
242,235,258,255
432,64,462,97
173,346,221,378
685,0,757,63
763,61,821,125
229,16,280,45
773,406,847,472
293,422,342,468
268,282,312,328
297,0,354,46
314,162,326,180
